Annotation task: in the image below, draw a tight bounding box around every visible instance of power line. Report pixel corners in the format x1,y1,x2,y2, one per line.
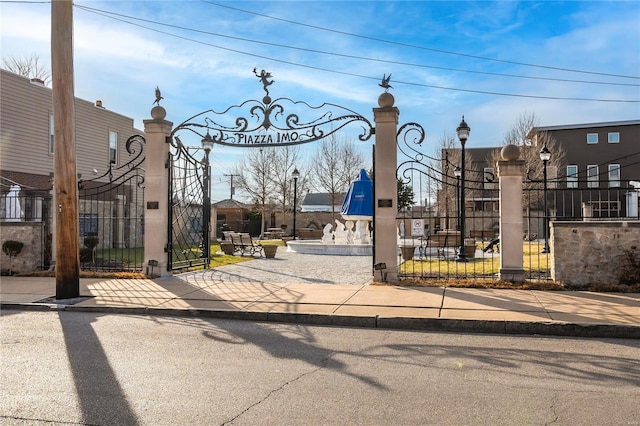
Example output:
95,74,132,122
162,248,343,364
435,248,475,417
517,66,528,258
74,5,639,103
202,1,640,81
73,4,638,88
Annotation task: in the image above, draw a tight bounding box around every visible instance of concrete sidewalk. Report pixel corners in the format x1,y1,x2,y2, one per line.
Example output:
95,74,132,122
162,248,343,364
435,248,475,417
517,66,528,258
1,252,639,338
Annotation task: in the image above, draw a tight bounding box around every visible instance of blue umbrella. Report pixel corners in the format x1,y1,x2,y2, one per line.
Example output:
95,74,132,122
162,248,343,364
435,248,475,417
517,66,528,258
341,169,373,220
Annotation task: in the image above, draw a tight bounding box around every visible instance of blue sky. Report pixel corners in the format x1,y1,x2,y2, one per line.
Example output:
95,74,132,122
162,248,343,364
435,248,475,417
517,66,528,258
1,1,639,202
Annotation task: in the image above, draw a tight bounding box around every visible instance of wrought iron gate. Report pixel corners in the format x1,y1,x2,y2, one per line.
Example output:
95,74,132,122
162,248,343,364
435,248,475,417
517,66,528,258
395,124,545,281
166,137,209,270
77,135,145,271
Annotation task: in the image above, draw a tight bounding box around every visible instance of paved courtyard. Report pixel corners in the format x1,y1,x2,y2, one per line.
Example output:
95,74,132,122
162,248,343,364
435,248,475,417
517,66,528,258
177,249,374,286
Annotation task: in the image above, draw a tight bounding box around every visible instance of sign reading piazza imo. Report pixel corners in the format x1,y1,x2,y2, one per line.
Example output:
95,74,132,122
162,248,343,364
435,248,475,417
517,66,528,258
171,69,374,147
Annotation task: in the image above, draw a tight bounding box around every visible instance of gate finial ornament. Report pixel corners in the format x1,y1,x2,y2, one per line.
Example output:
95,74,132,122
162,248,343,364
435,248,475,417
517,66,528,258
379,74,393,91
253,68,274,96
154,86,164,106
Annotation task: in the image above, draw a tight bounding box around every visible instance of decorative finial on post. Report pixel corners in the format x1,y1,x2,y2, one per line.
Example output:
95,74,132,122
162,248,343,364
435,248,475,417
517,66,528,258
379,74,393,92
151,86,166,120
253,68,274,103
154,86,164,106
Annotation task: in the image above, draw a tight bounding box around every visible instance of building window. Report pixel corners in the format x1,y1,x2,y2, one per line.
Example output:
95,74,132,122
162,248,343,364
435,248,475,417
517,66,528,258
608,132,620,143
49,114,54,154
587,165,599,188
567,165,578,188
79,213,98,237
109,131,118,164
609,164,620,187
586,133,598,144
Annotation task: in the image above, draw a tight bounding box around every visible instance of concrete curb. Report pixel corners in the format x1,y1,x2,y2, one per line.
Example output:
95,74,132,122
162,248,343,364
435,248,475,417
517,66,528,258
3,302,639,339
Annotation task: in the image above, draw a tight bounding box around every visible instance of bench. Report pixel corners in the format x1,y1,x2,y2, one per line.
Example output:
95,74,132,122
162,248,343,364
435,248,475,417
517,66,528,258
298,228,323,240
420,232,460,259
230,233,264,256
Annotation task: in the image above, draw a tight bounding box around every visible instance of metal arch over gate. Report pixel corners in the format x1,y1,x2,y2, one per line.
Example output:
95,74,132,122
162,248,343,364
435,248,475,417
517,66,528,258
166,69,374,271
171,69,373,148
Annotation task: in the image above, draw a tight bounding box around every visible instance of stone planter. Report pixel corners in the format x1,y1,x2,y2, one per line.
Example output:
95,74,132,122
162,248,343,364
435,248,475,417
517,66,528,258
464,245,476,259
263,245,278,258
220,242,235,255
400,246,416,261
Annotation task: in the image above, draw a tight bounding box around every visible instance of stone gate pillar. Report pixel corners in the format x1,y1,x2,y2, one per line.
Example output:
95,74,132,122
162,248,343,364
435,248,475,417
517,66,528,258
143,106,172,276
497,145,525,283
373,92,399,282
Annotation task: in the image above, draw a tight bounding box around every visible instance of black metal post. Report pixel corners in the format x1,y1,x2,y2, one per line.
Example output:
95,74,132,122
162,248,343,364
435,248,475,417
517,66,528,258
292,168,299,240
202,148,211,264
201,131,214,266
456,174,460,231
456,117,470,262
542,157,550,253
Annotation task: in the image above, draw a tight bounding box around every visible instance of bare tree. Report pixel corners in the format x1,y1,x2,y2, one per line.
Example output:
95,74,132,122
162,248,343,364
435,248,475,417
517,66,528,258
2,54,51,86
271,145,305,226
231,148,278,237
309,134,366,219
432,131,458,229
492,112,566,236
493,112,565,183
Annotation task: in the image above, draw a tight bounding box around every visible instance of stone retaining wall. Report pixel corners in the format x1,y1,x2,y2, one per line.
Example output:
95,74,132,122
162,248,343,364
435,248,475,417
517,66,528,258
551,221,640,286
1,222,45,273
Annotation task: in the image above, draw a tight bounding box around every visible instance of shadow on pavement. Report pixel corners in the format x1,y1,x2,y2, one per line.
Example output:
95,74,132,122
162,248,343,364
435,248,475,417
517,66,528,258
58,312,140,425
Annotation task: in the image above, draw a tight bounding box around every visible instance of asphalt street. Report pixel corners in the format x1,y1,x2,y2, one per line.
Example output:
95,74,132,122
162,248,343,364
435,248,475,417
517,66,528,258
2,310,639,425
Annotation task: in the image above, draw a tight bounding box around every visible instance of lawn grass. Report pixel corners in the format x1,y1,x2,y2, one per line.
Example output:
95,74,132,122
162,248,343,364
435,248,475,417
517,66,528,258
400,240,551,277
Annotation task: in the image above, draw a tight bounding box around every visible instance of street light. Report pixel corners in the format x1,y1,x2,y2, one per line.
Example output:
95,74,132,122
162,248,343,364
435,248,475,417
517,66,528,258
292,168,300,240
539,145,551,254
455,116,470,262
454,166,461,232
201,131,214,264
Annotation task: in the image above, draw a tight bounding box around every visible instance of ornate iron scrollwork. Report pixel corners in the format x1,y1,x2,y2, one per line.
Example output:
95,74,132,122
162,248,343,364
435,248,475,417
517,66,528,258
171,69,373,147
78,134,145,188
395,122,441,185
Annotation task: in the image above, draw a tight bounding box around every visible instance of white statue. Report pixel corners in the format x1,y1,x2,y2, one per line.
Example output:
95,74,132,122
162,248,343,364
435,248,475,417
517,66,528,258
321,223,334,244
345,220,354,244
355,220,370,244
5,185,22,222
333,219,347,244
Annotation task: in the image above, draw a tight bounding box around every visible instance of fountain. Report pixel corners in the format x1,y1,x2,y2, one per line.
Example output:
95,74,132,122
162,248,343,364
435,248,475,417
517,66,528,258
287,170,373,256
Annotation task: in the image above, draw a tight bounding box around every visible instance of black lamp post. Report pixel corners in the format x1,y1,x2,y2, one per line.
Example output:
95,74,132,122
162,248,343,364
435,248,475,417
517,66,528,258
454,166,461,232
455,116,470,262
539,145,551,254
292,168,300,240
201,132,214,264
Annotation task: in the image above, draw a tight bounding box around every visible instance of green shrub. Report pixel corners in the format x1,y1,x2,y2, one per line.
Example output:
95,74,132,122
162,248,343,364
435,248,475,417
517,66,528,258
83,236,99,250
2,240,24,275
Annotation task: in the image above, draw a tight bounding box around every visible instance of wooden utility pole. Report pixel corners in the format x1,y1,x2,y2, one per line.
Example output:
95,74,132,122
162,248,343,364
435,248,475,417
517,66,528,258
52,0,80,298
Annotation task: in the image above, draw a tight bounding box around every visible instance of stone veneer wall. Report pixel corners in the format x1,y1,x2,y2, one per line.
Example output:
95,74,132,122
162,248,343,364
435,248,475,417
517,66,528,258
551,221,640,286
1,222,45,273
